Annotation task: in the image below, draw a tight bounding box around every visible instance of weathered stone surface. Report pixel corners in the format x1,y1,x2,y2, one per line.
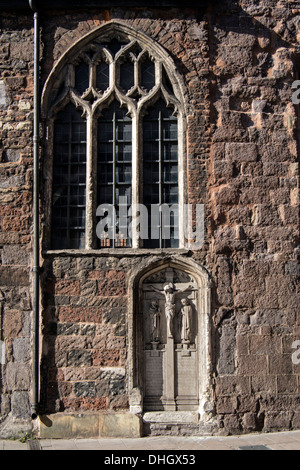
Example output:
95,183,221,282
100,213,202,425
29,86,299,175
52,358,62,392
0,1,299,438
5,363,31,391
11,392,31,419
99,412,142,438
39,413,99,439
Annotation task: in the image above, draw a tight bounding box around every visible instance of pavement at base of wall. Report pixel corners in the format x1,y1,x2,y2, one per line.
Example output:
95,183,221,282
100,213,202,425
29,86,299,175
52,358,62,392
0,430,300,451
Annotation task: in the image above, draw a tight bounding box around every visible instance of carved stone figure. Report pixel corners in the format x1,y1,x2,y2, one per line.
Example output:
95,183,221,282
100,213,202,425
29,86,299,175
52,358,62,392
149,300,161,342
180,298,193,343
150,282,192,339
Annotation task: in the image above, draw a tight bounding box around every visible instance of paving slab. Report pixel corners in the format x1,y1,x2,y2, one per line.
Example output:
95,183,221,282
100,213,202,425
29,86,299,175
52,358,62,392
0,430,300,451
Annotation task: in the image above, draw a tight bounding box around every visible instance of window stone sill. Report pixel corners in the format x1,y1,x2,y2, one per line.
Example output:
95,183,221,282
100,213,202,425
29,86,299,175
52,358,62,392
42,248,191,257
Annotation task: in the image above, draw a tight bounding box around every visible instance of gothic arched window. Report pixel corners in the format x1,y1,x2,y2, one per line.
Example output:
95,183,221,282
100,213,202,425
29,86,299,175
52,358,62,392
44,23,186,250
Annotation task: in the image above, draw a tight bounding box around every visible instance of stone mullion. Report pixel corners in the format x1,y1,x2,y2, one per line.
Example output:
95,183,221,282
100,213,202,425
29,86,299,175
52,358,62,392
85,111,94,249
131,111,139,248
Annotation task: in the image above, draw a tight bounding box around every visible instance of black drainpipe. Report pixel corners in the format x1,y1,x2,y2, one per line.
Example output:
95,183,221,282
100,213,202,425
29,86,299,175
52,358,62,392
29,0,40,420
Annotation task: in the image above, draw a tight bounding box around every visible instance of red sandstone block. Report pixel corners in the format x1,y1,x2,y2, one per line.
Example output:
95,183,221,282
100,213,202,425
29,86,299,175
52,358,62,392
214,376,250,396
249,335,281,355
108,395,129,411
237,354,268,375
92,349,121,367
216,396,238,414
54,280,81,296
277,375,298,394
2,309,23,338
58,306,102,323
82,397,107,411
269,354,293,375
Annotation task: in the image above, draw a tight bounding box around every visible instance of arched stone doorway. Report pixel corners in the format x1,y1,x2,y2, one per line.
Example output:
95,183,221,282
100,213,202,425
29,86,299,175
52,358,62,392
128,257,213,424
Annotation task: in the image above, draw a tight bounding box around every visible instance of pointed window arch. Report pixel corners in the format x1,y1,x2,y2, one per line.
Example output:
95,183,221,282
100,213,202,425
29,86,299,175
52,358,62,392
43,22,187,250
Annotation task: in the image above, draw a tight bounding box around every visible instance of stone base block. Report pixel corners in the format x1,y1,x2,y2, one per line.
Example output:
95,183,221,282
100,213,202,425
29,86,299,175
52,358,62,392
99,412,142,438
39,412,142,439
143,411,199,424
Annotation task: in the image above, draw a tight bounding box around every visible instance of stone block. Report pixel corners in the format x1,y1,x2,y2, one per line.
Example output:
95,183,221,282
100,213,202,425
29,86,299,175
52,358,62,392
99,412,141,438
143,411,199,424
39,413,99,439
5,362,31,391
54,280,81,296
215,376,250,397
0,80,9,108
249,335,281,355
237,354,268,376
73,381,96,398
67,350,92,367
251,376,276,394
4,149,20,163
264,411,292,431
0,267,29,287
217,324,236,375
2,245,29,266
216,396,238,414
269,354,293,375
3,309,23,339
11,392,31,419
58,306,102,323
92,349,122,367
277,375,298,394
225,143,257,162
242,412,257,431
13,337,30,363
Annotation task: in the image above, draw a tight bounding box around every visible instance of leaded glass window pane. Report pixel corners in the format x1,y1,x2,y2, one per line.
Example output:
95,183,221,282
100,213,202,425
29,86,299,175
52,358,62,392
97,100,132,248
120,61,134,92
96,62,110,91
75,62,89,94
52,102,86,249
143,99,179,248
141,58,155,91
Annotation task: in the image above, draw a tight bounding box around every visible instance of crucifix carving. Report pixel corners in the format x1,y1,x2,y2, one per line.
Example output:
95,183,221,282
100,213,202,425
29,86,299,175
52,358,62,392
149,282,192,339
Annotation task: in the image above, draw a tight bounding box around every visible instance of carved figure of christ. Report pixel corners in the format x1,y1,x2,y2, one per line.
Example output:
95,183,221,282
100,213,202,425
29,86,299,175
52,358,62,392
150,283,192,339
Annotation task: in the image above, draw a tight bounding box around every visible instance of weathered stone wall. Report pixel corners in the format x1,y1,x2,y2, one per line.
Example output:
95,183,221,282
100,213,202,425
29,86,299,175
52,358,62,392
0,13,34,437
0,1,299,437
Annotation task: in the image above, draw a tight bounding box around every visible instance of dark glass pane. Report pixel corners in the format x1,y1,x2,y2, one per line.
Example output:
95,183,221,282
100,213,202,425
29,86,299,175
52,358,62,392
162,142,178,162
143,163,159,184
52,103,86,249
144,142,158,162
107,39,126,57
142,99,178,248
96,62,109,91
97,101,132,248
120,61,134,92
143,121,159,142
75,62,89,94
162,66,174,94
117,143,132,162
117,121,132,142
162,120,177,140
116,164,131,184
143,185,159,205
162,185,178,204
141,59,155,91
163,163,178,183
116,185,131,205
98,163,113,184
98,185,113,204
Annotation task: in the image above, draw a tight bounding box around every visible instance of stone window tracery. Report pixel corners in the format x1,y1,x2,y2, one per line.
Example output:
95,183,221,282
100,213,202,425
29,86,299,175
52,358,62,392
46,26,185,250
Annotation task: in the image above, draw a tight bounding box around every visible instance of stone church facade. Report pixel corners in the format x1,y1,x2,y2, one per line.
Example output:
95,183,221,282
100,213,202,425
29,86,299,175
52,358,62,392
0,0,299,438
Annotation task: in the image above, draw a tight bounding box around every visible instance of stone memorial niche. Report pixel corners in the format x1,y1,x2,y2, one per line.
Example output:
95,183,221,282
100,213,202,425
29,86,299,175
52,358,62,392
141,267,198,411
